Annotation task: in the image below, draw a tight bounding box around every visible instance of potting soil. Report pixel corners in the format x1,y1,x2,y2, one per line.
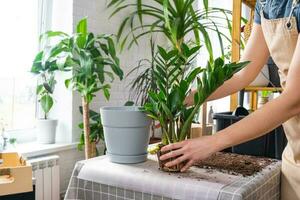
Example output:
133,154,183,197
194,152,274,176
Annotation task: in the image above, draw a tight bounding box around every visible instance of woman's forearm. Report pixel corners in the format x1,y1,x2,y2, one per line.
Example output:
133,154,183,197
216,33,300,151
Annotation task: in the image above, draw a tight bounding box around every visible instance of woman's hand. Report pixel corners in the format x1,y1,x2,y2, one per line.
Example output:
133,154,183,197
160,135,222,172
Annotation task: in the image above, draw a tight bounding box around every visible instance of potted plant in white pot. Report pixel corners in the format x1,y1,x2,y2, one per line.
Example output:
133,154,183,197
31,44,59,144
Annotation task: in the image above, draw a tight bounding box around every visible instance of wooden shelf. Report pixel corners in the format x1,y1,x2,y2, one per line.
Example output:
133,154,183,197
230,0,283,111
245,86,282,111
243,0,256,9
245,86,283,92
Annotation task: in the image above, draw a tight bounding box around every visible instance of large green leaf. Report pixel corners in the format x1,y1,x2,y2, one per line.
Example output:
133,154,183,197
40,94,53,115
40,31,68,42
31,51,44,74
203,0,208,11
76,18,88,48
36,84,44,95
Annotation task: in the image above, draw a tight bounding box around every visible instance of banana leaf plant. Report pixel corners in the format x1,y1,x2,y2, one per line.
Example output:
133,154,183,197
107,0,232,60
143,44,249,148
36,18,123,159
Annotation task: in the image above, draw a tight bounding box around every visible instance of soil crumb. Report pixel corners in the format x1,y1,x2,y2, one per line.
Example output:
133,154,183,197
194,152,274,177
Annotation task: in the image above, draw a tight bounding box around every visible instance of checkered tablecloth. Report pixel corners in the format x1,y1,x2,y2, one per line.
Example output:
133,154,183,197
65,155,281,200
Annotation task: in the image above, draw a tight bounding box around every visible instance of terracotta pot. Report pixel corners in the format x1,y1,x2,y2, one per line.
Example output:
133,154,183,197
157,149,185,173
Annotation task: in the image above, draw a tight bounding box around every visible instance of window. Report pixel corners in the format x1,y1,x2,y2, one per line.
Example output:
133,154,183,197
196,0,234,113
0,0,52,131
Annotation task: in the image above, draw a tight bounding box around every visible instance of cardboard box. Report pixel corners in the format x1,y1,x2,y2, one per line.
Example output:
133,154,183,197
0,152,33,196
191,123,213,138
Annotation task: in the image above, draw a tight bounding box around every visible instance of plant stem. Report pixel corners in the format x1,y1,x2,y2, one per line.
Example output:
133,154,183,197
151,120,155,138
82,97,91,159
179,100,204,141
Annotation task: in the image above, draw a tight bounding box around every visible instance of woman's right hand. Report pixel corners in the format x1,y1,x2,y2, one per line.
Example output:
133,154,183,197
159,134,224,172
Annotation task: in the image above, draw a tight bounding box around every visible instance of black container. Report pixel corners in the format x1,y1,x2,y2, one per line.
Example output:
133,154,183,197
213,112,287,159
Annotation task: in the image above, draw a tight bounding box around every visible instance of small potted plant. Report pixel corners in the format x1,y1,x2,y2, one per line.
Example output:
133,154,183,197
258,90,271,108
144,45,249,172
31,44,59,144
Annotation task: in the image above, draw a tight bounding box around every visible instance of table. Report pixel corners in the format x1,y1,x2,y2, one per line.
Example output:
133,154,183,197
65,155,281,200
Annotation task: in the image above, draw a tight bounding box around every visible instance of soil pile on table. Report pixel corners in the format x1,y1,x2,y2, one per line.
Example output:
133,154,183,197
194,152,274,176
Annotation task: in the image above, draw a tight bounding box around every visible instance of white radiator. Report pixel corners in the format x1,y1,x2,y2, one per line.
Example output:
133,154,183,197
28,155,60,200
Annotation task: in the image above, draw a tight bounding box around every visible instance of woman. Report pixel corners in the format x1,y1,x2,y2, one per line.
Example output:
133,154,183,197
160,0,300,199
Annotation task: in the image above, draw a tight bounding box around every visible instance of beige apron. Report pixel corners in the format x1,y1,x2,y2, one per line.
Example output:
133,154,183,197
260,1,300,199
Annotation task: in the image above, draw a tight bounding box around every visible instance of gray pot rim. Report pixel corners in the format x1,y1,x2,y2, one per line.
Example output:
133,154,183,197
100,106,143,112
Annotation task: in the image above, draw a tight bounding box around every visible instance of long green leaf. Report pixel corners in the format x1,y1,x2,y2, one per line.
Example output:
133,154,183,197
40,94,53,116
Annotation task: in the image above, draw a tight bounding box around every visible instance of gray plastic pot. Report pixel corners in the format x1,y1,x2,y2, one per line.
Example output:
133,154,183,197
100,106,151,164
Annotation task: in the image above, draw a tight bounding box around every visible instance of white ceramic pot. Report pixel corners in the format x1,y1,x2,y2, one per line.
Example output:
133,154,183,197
36,119,58,144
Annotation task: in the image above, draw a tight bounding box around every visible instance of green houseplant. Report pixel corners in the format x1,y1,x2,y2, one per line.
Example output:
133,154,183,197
108,0,232,60
35,18,123,159
31,37,60,144
114,0,233,146
107,0,248,170
143,44,249,172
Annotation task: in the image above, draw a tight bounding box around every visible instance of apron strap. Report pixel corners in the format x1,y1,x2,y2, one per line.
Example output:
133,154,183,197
259,0,267,9
287,0,300,29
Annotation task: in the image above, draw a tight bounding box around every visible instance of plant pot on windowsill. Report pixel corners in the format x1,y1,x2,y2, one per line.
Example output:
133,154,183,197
100,106,151,164
36,119,58,144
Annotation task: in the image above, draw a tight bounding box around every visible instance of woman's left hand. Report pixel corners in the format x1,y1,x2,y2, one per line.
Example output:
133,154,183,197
160,135,222,172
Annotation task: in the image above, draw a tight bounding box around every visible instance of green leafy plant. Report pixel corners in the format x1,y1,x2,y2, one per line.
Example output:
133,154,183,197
143,44,249,146
261,90,271,98
78,107,105,156
37,18,123,159
31,45,59,119
108,0,232,60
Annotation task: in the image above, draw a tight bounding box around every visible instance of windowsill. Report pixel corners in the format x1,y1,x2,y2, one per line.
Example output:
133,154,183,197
1,142,78,158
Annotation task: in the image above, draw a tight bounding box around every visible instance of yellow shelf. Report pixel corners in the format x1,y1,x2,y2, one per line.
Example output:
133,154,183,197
230,0,283,111
243,0,256,9
245,86,283,92
244,86,282,111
